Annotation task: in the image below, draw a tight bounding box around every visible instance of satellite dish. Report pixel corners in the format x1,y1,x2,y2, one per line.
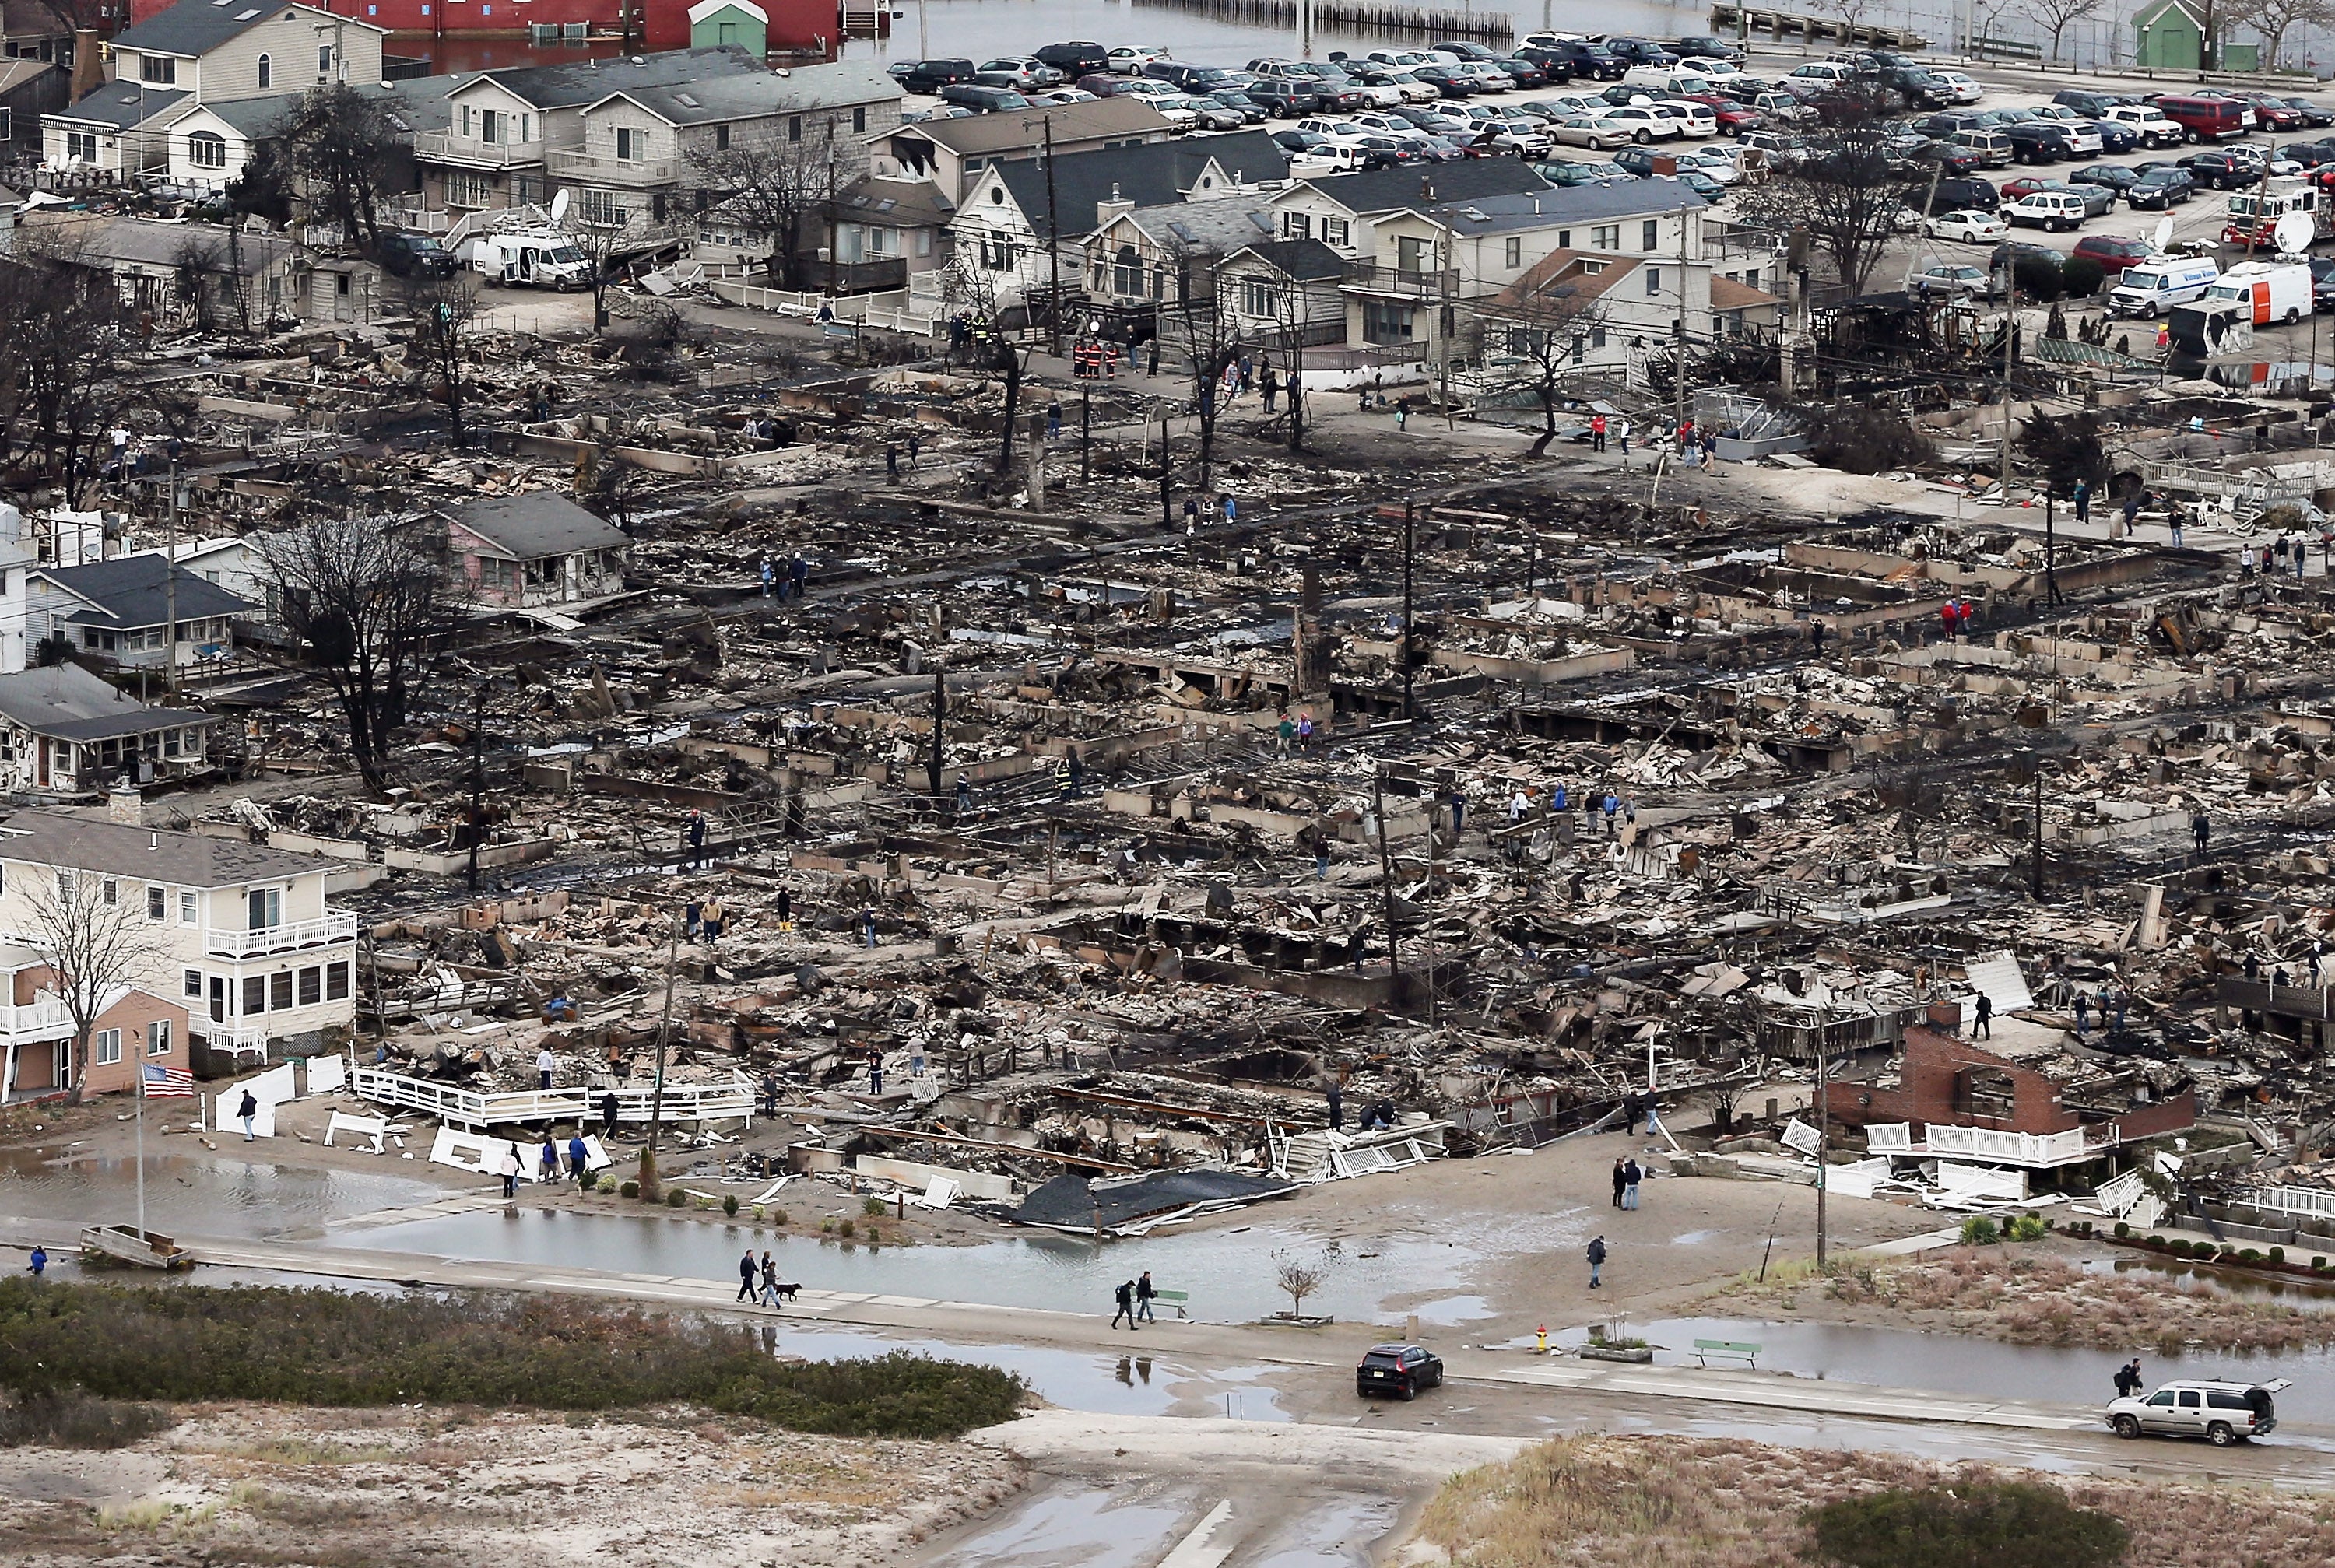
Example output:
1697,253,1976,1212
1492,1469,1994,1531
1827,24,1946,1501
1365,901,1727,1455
2153,216,2175,254
2274,212,2314,255
549,188,571,226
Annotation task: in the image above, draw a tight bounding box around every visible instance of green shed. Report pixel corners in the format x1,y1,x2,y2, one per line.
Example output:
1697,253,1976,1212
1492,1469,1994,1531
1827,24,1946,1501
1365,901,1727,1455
2131,0,2258,70
690,0,768,54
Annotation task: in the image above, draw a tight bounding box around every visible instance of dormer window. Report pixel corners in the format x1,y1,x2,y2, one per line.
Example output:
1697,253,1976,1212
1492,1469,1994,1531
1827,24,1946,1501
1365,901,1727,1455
139,54,176,85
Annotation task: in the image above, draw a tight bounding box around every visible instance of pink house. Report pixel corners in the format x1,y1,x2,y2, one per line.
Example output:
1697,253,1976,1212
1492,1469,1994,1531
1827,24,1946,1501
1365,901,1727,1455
443,493,629,610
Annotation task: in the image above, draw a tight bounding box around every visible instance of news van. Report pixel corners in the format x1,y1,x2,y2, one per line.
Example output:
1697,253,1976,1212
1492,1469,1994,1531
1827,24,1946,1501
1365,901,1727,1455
2106,254,2219,317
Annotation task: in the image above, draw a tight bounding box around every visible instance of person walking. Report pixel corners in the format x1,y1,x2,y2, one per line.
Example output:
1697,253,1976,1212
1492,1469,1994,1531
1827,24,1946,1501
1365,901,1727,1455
701,895,725,943
1590,412,1607,453
863,906,878,948
567,1131,590,1182
955,772,972,814
502,1147,522,1199
685,809,707,870
539,1136,560,1183
1601,792,1620,837
26,1244,44,1279
2073,477,2091,526
1136,1270,1158,1323
1622,1157,1642,1211
1261,363,1279,412
886,444,899,480
1972,991,1993,1040
2192,810,2210,858
537,1044,555,1092
736,1247,759,1303
1111,1279,1136,1329
1587,1234,1606,1290
1617,418,1632,458
1066,748,1085,794
760,1251,781,1308
602,1090,620,1139
237,1088,258,1142
868,1050,885,1096
1276,712,1295,758
1611,1156,1627,1208
1297,713,1315,749
760,556,775,598
2073,989,2090,1040
2168,507,2185,548
774,886,792,934
1327,1082,1345,1131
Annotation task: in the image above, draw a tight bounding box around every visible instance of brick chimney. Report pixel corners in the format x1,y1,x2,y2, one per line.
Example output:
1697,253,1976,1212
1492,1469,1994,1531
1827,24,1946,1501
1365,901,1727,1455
68,30,103,106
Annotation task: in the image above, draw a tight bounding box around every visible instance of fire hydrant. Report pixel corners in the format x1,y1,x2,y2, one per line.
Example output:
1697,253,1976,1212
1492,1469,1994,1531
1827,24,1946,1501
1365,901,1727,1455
1536,1324,1548,1354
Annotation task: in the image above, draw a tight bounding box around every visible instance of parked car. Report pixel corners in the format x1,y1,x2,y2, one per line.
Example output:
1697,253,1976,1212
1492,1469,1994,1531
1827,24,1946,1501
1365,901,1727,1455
1680,93,1764,135
1903,139,1982,177
2283,139,2335,167
1912,263,1993,296
1357,1343,1445,1400
1411,63,1478,97
1202,88,1270,123
1672,34,1746,62
1922,175,2000,214
2280,96,2335,128
2006,190,2091,230
2108,253,2221,314
1034,40,1109,76
1603,37,1679,66
1538,156,1630,185
2242,94,2308,132
2070,233,2154,277
1027,88,1097,107
2003,177,2116,218
2307,255,2335,310
2052,88,2128,118
975,58,1063,90
2106,1380,2283,1445
899,58,977,93
2099,103,2186,147
1601,103,1684,142
2179,149,2254,188
1547,40,1627,79
2069,163,2140,198
1512,45,1580,83
2157,93,2252,141
938,82,1029,113
1927,209,2008,243
1107,45,1169,73
1245,78,1326,117
2126,165,2196,207
378,230,457,278
1935,70,1986,104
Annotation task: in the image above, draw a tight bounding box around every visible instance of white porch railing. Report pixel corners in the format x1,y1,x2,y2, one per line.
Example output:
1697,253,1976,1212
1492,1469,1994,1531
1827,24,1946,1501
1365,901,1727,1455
2240,1184,2335,1221
0,998,70,1037
705,277,941,338
349,1062,754,1131
205,912,359,959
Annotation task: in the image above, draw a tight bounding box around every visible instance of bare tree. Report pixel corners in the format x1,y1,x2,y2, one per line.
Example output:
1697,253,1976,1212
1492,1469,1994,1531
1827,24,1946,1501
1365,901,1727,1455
1163,245,1242,493
1465,274,1607,459
1733,84,1922,300
938,254,1033,481
1272,1247,1332,1317
2232,0,2335,66
23,869,163,1107
398,271,483,448
5,251,130,507
563,214,627,333
687,117,837,293
255,517,465,792
279,84,406,251
2021,0,2105,61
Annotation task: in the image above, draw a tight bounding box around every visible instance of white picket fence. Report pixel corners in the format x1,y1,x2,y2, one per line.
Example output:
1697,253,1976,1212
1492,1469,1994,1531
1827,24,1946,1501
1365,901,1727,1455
705,277,942,339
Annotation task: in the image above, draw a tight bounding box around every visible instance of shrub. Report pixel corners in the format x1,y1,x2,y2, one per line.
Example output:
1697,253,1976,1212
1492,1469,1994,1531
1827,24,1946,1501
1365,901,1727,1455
2240,1247,2262,1263
862,1197,887,1217
2145,1236,2163,1247
864,1226,880,1246
2113,1221,2129,1239
837,1219,856,1238
2167,1238,2191,1258
2007,1214,2049,1243
1960,1215,2000,1246
1804,1480,2128,1568
2270,1246,2285,1265
2315,1257,2328,1270
0,1390,172,1450
820,1219,834,1234
620,1180,639,1199
2060,256,2105,300
0,1279,1024,1440
1803,405,1934,475
723,1195,739,1217
666,1189,686,1208
770,1209,788,1227
2012,253,2065,302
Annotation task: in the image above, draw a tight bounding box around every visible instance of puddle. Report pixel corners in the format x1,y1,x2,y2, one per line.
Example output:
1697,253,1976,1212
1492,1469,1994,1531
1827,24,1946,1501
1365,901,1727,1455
2085,1254,2335,1310
1243,1497,1398,1568
327,1208,1547,1324
1406,1295,1498,1327
0,1146,447,1241
1544,1315,2334,1425
929,1486,1189,1568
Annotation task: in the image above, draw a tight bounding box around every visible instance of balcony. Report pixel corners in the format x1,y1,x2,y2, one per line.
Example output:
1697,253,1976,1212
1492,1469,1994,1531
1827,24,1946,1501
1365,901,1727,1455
800,256,909,294
1342,261,1460,300
0,998,70,1038
545,146,682,187
205,912,360,960
413,131,546,170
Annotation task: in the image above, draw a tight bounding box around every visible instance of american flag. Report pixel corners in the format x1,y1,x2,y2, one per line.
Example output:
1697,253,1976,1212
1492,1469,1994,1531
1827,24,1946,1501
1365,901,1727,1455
141,1063,195,1097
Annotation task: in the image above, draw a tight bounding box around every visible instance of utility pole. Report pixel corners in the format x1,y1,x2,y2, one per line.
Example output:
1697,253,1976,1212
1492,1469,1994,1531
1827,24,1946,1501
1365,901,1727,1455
164,440,181,699
1080,377,1090,482
1158,405,1173,528
2000,279,2017,501
1670,316,1686,443
2245,152,2275,265
465,681,487,893
1029,113,1064,360
649,914,677,1159
1401,502,1416,722
926,662,945,801
1814,1028,1829,1270
1371,773,1400,986
2031,756,2045,899
2045,490,2062,606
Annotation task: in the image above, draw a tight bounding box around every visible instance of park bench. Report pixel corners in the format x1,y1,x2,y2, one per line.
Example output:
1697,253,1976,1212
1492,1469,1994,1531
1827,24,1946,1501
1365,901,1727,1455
1153,1289,1191,1319
1692,1338,1761,1369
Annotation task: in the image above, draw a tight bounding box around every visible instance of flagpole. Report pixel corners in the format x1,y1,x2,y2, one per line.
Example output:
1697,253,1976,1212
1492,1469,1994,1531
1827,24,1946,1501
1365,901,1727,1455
135,1054,146,1239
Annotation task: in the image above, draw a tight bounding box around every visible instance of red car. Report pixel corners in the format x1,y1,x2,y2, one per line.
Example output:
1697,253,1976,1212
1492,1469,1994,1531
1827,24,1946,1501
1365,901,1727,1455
1683,93,1766,135
2244,95,2307,132
2000,174,2056,202
2070,234,2153,277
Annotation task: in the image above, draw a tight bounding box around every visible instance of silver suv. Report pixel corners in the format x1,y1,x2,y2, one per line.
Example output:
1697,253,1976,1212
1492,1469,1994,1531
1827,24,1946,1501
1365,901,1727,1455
2107,1378,2285,1445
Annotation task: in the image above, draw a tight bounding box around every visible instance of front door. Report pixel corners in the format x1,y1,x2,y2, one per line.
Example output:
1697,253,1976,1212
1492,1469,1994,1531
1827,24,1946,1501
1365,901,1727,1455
2139,1390,2179,1432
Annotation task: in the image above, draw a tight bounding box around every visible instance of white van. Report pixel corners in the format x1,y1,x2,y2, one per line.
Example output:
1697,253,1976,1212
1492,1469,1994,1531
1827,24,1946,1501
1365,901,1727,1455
2107,254,2219,316
2204,259,2312,325
471,231,592,291
1622,66,1715,97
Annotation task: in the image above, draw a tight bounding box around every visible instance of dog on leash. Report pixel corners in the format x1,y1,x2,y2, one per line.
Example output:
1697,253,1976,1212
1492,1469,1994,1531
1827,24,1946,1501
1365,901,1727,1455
771,1281,800,1305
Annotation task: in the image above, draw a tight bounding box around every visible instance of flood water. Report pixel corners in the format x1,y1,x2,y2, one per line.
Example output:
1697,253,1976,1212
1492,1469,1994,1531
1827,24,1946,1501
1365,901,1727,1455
1538,1314,2335,1426
326,1205,1561,1325
0,1146,447,1242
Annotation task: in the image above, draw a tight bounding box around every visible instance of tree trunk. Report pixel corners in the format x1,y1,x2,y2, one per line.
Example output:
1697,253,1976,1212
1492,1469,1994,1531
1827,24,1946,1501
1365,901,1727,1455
995,347,1023,479
64,1026,88,1107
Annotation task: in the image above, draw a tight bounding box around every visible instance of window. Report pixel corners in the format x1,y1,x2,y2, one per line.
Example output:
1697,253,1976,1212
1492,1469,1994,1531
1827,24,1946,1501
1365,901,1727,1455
327,961,352,1001
241,975,265,1015
1745,267,1761,293
270,970,293,1011
184,969,202,998
615,126,641,161
95,1029,121,1066
65,131,97,163
977,233,1019,271
188,128,229,170
578,186,628,226
1323,217,1349,247
1589,225,1620,251
1642,219,1659,251
180,891,196,924
853,105,866,133
1396,235,1429,277
444,171,493,209
1241,278,1280,317
248,887,282,931
1645,265,1661,296
1556,230,1571,249
788,114,802,142
1504,236,1522,268
1281,211,1312,240
318,43,332,75
139,54,176,84
150,1020,170,1056
257,52,270,89
101,879,117,907
1361,300,1413,344
714,123,729,151
298,966,321,1006
478,557,514,591
148,886,166,921
479,108,504,146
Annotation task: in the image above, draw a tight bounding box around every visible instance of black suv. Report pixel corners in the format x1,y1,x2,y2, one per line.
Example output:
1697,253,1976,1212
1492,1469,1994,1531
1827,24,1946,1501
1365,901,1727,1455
2126,165,2194,207
1886,67,1956,109
1244,78,1324,117
1547,40,1627,79
1034,41,1108,77
1603,37,1678,66
1928,174,2000,213
1357,1343,1445,1400
900,58,977,93
2179,149,2252,188
2052,88,2129,118
377,230,456,278
1673,34,1746,61
1511,45,1576,82
2000,121,2073,163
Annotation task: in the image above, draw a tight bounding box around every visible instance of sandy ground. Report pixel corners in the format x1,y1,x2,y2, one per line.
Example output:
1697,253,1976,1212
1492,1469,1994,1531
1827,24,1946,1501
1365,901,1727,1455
0,1404,1022,1568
